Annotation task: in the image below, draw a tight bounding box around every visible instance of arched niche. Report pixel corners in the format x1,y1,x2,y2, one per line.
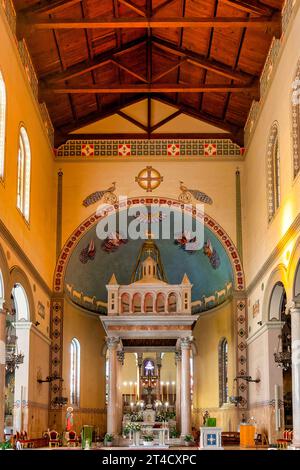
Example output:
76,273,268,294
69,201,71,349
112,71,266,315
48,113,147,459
262,264,287,323
9,266,35,322
132,293,141,313
156,293,165,313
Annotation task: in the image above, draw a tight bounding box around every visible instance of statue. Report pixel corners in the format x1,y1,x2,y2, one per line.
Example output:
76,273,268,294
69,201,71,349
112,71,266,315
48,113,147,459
66,406,74,431
203,409,210,426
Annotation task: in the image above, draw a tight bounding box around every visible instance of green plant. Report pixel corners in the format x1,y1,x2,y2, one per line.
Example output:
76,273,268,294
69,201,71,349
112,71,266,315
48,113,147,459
104,433,113,442
170,427,180,438
0,441,12,450
127,423,141,432
143,434,154,442
184,434,193,442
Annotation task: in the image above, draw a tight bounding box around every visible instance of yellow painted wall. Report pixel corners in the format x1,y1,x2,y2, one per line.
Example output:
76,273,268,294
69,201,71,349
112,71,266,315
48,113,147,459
192,301,239,431
58,299,107,435
57,160,242,252
0,7,56,289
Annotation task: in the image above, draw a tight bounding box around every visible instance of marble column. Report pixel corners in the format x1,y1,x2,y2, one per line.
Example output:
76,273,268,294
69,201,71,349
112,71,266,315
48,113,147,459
106,337,120,435
117,350,124,434
291,297,300,448
180,337,192,437
0,301,6,442
175,351,181,431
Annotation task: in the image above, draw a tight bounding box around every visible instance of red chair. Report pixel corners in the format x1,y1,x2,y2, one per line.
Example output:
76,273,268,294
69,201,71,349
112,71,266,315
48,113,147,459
49,430,60,448
67,430,78,447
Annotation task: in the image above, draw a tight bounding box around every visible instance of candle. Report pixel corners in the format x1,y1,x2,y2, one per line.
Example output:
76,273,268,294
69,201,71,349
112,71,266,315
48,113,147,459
161,381,164,402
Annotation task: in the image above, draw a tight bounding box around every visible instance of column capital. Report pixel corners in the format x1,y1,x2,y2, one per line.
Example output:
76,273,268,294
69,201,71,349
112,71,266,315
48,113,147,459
117,350,125,365
106,336,120,350
180,336,193,350
292,296,300,311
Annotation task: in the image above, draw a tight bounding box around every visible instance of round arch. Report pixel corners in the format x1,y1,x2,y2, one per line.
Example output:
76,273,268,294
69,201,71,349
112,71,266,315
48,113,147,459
262,264,287,323
0,242,10,304
53,197,245,294
9,266,35,322
287,235,300,299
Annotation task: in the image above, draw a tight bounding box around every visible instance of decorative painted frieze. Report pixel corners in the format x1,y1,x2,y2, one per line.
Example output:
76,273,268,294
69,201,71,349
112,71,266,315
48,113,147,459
55,139,244,159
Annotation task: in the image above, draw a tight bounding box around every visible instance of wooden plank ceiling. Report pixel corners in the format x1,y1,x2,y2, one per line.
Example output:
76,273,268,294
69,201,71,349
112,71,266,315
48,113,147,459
14,0,284,146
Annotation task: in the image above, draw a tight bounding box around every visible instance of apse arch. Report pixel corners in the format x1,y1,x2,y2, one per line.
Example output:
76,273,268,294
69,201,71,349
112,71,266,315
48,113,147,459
54,197,245,298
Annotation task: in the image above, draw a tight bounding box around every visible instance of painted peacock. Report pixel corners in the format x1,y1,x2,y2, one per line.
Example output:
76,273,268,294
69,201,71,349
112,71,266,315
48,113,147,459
82,182,116,207
179,181,213,205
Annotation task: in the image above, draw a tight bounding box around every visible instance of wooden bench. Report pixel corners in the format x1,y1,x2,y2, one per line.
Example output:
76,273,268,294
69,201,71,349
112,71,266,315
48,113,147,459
221,432,240,446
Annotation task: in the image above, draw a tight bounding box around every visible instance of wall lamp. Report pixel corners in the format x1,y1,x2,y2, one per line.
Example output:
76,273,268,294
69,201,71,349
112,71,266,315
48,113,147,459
37,375,63,384
235,375,260,384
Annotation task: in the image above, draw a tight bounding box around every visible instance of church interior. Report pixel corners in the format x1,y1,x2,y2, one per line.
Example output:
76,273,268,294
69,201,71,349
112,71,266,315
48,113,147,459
1,0,300,451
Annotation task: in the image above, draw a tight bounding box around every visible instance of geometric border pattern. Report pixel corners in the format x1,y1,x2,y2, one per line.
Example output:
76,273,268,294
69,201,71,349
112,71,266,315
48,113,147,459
235,298,248,409
55,139,245,159
292,58,300,179
53,196,245,294
49,298,64,411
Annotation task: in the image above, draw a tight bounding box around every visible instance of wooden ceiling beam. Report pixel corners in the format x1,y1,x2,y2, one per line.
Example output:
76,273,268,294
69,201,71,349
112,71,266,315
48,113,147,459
220,0,273,16
152,94,242,136
117,110,148,131
152,36,255,82
41,83,259,94
55,94,148,137
20,0,82,16
19,16,281,31
150,110,182,132
118,0,147,17
55,132,241,146
111,58,148,83
152,0,178,15
40,35,147,83
152,59,187,83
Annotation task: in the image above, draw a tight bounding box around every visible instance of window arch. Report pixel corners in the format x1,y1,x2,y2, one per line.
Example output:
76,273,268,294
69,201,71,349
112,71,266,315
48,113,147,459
268,282,286,321
266,123,280,222
219,338,228,407
70,338,80,406
11,283,30,321
0,270,4,299
0,71,6,179
17,126,31,222
292,60,300,179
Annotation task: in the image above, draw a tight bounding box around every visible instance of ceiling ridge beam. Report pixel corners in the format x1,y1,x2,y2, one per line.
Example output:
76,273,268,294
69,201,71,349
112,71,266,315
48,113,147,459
152,36,257,82
40,35,148,83
18,16,282,34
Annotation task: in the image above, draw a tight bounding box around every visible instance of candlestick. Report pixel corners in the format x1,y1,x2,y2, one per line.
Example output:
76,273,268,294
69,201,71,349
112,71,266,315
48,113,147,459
161,381,164,402
166,381,169,402
172,381,175,405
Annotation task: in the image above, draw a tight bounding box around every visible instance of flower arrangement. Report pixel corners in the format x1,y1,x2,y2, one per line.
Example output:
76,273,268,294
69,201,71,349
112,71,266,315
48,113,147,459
130,412,143,422
184,434,194,442
156,411,176,422
0,441,12,450
170,427,180,438
104,433,113,442
143,434,154,442
126,423,142,432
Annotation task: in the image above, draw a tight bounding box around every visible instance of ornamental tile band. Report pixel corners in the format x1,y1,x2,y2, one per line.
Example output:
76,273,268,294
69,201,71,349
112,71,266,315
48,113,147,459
55,139,244,159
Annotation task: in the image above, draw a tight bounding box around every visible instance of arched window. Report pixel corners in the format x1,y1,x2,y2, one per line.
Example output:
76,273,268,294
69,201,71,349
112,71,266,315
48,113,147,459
17,126,31,222
11,283,30,321
132,293,141,313
294,260,300,298
70,338,80,406
121,293,130,313
219,338,228,406
266,123,280,222
0,71,6,179
144,293,154,313
292,60,300,179
156,293,165,313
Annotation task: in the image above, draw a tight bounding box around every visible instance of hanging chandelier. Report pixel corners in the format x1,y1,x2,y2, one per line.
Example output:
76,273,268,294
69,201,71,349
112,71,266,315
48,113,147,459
274,334,291,371
5,351,24,373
